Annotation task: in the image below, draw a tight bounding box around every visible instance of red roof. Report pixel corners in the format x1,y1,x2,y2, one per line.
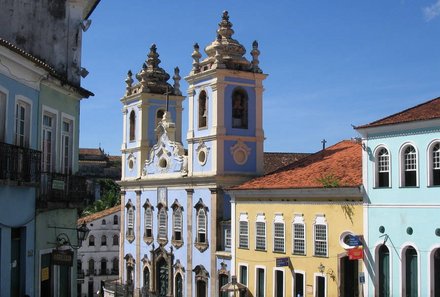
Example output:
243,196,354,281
356,97,440,129
263,152,309,174
78,205,120,225
232,140,362,190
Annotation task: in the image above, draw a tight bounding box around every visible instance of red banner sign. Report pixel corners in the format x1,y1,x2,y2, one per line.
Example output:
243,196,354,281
348,247,363,260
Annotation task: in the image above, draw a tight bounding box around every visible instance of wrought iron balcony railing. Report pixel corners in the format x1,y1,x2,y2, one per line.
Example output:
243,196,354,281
0,142,41,185
38,172,90,209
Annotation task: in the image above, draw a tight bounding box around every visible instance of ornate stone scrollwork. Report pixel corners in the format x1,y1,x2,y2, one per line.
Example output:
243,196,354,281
196,140,210,166
230,140,251,165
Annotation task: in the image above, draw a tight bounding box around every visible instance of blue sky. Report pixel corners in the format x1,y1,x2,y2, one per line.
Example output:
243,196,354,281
80,0,440,155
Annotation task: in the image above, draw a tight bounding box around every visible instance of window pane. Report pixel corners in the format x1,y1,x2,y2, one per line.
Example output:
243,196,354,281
257,268,265,297
256,222,266,250
314,224,327,256
293,223,305,255
274,223,284,252
275,270,283,297
239,221,249,248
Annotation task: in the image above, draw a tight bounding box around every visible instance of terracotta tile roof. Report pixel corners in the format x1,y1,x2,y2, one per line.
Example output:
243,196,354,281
78,205,120,225
263,152,310,174
0,38,93,98
232,140,362,190
79,148,104,156
356,97,440,129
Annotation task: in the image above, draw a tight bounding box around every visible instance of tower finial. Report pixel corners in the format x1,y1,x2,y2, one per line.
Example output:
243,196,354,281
191,43,202,74
250,40,262,73
217,10,234,39
147,43,161,69
173,67,182,96
125,70,133,95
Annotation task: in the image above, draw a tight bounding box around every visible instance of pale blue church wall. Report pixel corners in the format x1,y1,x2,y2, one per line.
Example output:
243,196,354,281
124,99,139,151
0,72,39,148
124,162,138,179
123,191,137,260
224,82,256,137
223,140,257,172
192,86,213,139
192,188,212,296
192,140,213,173
365,127,440,203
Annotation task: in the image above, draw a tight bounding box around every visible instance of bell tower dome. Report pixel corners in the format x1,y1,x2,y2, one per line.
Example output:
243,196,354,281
121,44,185,180
185,11,267,178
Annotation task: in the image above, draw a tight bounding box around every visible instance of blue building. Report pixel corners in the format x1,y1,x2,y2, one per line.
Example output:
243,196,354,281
355,97,440,297
117,11,266,297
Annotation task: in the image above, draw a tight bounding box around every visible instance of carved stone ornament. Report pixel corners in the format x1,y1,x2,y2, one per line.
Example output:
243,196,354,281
196,140,210,166
125,200,135,243
230,140,251,165
127,153,136,171
171,199,184,249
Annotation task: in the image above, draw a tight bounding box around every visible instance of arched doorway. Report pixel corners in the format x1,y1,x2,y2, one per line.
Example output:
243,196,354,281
156,258,168,297
404,246,418,297
433,249,440,297
340,255,359,297
378,245,390,297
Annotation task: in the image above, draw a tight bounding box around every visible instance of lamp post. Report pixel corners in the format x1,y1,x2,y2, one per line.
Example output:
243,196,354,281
49,223,90,249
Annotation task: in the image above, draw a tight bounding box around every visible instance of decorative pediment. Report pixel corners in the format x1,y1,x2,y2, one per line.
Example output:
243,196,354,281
143,199,154,210
125,199,135,209
143,112,188,176
193,265,210,280
194,198,209,212
171,199,183,211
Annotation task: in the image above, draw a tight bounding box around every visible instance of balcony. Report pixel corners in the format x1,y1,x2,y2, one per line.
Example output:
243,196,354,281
0,142,41,186
38,172,91,209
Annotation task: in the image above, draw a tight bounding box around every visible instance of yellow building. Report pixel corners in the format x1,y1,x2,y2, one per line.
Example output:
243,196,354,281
228,140,364,297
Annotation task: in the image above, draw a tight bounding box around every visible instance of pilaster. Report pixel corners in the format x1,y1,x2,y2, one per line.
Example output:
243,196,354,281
209,187,221,296
185,189,194,297
135,190,142,296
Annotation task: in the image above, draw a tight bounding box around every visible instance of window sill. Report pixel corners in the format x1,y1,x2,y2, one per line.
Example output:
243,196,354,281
238,247,249,250
273,250,286,254
428,185,440,188
198,126,208,130
254,248,266,252
372,186,392,189
314,254,328,258
172,239,184,249
194,242,209,252
292,253,306,256
399,186,419,189
143,236,153,245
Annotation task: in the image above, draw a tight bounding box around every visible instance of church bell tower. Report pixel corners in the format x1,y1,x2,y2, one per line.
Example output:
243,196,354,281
185,11,267,178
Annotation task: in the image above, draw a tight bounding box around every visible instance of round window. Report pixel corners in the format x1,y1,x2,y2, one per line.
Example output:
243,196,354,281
198,150,207,166
128,159,134,170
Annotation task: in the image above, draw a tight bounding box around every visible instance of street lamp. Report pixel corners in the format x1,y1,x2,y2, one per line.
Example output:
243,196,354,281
49,223,90,249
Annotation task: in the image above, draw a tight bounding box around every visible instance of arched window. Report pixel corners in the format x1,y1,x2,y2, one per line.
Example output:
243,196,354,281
129,110,136,141
293,214,306,255
198,90,208,128
403,246,418,297
273,214,285,253
126,200,135,243
377,245,390,297
88,258,95,275
197,208,207,244
101,235,107,246
113,234,119,246
402,145,417,187
313,215,327,257
172,200,184,247
158,206,168,242
239,213,249,249
89,235,95,246
112,258,119,275
100,258,108,275
102,219,106,225
232,88,248,129
430,142,440,186
175,272,183,297
376,147,390,188
194,265,209,297
113,215,118,225
145,207,153,239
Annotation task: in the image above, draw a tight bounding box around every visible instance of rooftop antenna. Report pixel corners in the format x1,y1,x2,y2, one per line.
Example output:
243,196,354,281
321,139,327,150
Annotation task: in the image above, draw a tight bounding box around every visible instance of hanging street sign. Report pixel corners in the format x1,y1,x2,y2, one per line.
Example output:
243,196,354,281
348,247,363,260
276,257,290,267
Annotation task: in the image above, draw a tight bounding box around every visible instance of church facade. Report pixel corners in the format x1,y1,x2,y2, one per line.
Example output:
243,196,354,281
117,11,266,297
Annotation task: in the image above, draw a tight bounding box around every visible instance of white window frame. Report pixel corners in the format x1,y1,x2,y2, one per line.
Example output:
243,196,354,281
0,86,8,142
374,145,391,188
255,265,266,297
273,214,285,253
313,215,328,257
399,143,419,187
145,207,153,238
173,207,183,241
61,113,74,174
292,214,306,255
255,213,266,251
197,208,207,243
41,106,58,173
239,213,249,249
427,140,440,187
400,244,420,297
313,273,327,297
273,267,285,297
238,263,248,288
224,227,231,250
14,95,32,148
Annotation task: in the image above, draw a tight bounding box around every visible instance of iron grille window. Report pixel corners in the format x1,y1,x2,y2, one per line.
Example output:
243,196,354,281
255,222,266,250
239,221,249,249
273,222,285,252
314,224,327,256
293,223,305,255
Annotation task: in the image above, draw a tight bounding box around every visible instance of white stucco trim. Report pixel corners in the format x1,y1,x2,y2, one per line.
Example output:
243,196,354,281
372,143,392,189
0,85,9,142
254,265,266,297
426,139,440,187
312,272,327,297
372,240,394,297
273,267,285,297
14,94,33,147
61,112,75,173
398,141,419,188
292,269,306,297
427,243,440,297
399,242,420,297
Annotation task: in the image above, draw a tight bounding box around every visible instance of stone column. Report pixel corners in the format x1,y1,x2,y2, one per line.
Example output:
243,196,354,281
209,188,221,296
135,190,142,297
185,189,194,297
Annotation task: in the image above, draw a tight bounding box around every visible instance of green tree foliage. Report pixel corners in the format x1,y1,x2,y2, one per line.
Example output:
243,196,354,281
81,179,120,217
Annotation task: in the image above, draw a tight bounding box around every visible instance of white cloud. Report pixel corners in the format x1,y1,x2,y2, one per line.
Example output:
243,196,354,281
423,0,440,21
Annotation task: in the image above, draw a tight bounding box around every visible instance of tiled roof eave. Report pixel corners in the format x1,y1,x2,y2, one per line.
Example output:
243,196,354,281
228,186,363,200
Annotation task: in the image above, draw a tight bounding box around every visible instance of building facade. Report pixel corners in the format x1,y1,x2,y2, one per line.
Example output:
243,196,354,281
228,140,364,297
78,206,121,297
114,11,267,297
356,97,440,297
